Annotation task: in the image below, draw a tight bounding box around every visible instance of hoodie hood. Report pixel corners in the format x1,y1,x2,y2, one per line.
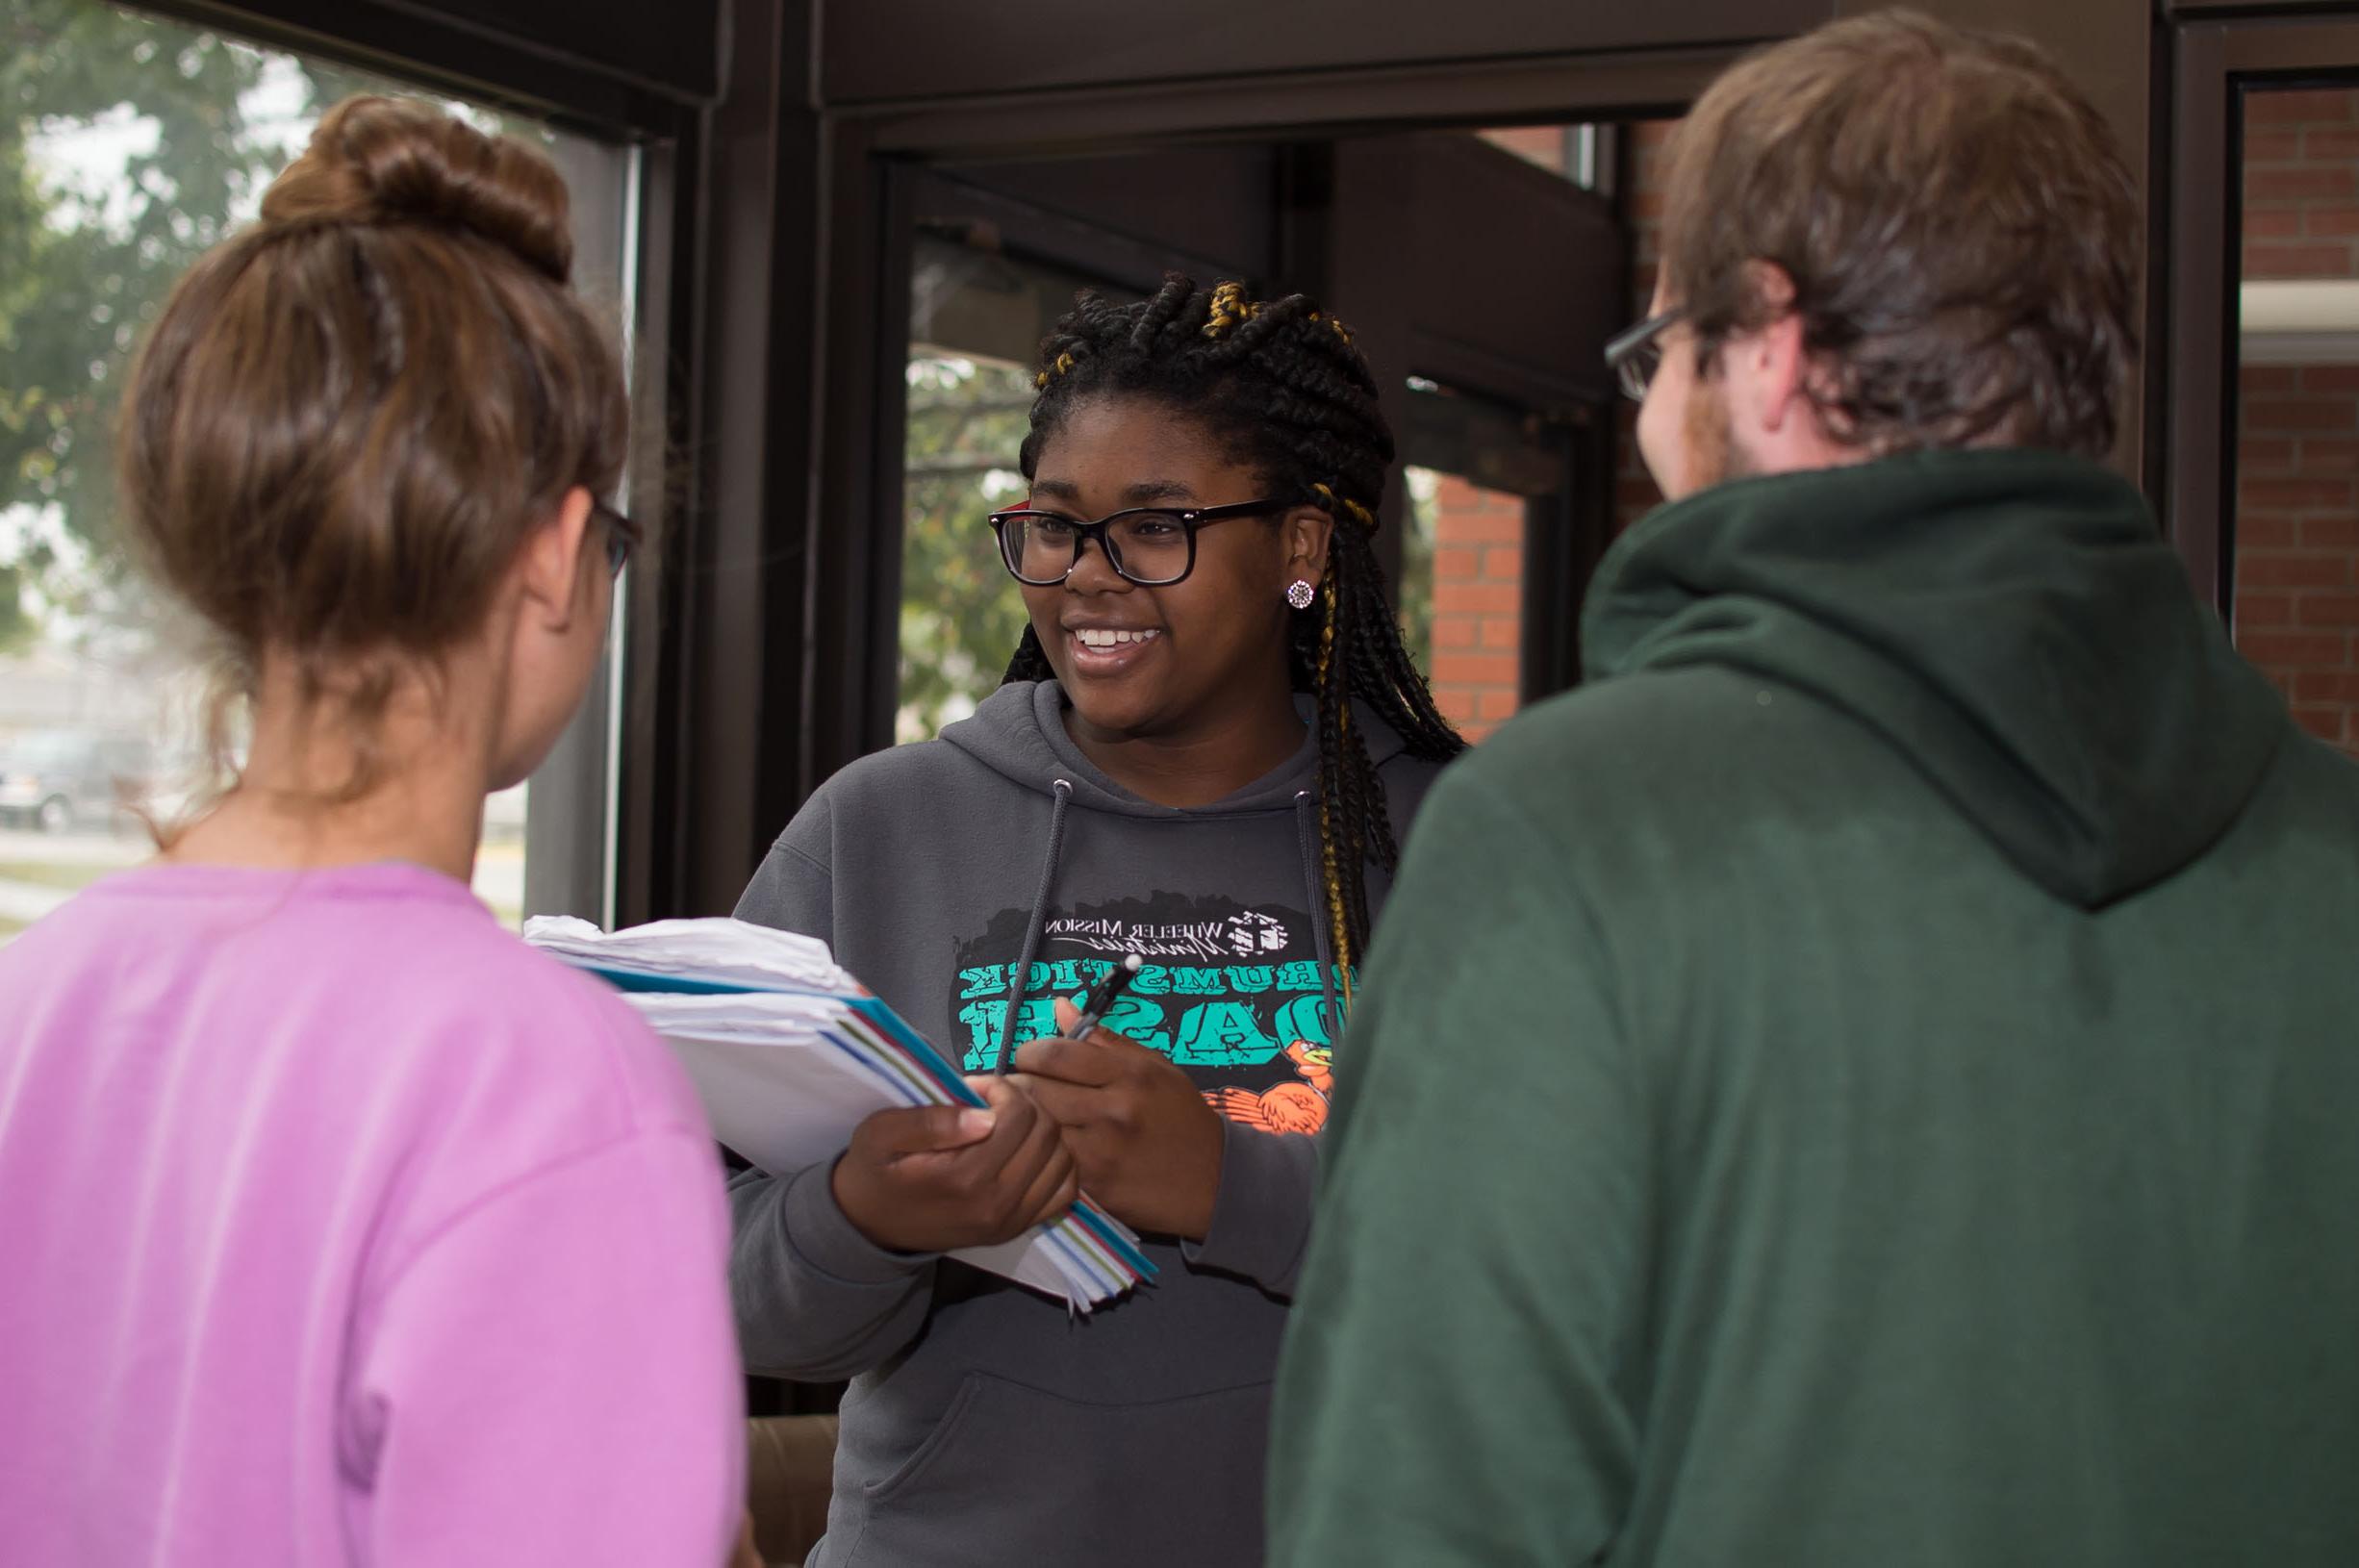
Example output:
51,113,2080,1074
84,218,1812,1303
1582,448,2285,908
941,679,1410,817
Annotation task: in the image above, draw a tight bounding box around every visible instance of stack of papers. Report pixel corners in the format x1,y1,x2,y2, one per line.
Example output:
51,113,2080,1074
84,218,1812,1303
524,916,1155,1311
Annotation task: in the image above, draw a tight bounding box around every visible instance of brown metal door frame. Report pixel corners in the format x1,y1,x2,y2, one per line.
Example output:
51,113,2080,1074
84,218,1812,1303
2161,13,2359,613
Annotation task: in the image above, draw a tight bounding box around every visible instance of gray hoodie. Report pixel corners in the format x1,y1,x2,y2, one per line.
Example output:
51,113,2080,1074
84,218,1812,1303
729,679,1442,1567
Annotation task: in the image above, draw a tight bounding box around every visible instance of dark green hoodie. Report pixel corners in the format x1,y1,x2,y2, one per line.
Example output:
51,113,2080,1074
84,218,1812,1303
1269,450,2359,1567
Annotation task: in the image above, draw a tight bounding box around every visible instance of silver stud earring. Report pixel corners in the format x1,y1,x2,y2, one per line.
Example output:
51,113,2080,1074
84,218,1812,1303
1286,579,1316,610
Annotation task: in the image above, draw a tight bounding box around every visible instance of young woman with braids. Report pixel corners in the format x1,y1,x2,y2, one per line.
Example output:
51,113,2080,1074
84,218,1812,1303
729,275,1462,1565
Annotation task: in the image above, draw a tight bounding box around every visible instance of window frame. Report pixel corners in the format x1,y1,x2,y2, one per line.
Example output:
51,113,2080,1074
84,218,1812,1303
122,0,757,928
2161,14,2359,617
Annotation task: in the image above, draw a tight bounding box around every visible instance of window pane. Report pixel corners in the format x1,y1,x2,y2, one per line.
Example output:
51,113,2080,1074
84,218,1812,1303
1474,124,1602,189
1478,126,1569,173
1397,377,1559,744
899,237,1133,743
2232,83,2359,765
1396,467,1441,676
0,0,634,943
900,354,1037,744
1404,468,1525,742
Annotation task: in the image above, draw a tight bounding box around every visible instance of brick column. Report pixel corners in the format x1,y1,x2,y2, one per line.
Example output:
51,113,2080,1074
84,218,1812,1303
1425,475,1525,742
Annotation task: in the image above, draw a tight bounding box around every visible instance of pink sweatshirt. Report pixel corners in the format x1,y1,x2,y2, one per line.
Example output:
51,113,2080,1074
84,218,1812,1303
0,862,743,1565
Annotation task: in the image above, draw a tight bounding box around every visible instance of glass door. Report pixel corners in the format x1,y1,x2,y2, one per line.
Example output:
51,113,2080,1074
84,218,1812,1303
2229,80,2359,764
896,232,1142,742
1393,379,1583,741
882,162,1262,746
873,131,1621,755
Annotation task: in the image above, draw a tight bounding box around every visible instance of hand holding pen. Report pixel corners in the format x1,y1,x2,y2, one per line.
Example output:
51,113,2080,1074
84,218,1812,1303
1009,953,1225,1241
1065,953,1144,1040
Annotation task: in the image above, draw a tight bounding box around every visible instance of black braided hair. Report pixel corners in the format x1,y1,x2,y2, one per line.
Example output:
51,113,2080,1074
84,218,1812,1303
1002,274,1467,1002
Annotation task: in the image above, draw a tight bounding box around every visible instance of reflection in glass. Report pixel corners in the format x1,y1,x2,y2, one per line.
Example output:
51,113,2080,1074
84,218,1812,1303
1396,468,1442,675
1475,124,1605,189
899,236,1131,743
900,355,1036,744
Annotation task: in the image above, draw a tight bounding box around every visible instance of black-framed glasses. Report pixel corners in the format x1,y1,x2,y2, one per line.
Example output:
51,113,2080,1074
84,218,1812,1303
987,499,1287,587
1604,307,1688,403
593,501,638,577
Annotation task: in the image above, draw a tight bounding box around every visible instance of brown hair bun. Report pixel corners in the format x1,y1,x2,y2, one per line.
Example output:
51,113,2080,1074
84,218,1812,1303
118,94,627,812
261,95,573,284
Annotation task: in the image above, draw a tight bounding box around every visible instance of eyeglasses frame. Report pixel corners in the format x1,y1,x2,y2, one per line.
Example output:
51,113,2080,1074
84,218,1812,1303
986,498,1291,588
593,500,639,577
1604,307,1690,403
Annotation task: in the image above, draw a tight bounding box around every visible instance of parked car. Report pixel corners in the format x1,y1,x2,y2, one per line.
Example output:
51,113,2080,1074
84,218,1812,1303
0,731,154,834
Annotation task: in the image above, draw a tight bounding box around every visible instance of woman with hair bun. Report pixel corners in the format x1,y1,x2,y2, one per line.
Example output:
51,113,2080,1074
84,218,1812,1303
0,98,742,1566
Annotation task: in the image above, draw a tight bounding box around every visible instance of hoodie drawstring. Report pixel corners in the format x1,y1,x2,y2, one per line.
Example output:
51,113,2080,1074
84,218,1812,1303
1294,791,1347,1046
997,780,1344,1070
996,778,1075,1074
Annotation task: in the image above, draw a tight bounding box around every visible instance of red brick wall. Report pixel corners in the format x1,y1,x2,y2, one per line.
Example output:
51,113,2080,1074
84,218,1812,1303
2242,89,2359,281
1478,125,1570,173
1425,475,1525,743
2236,364,2359,755
2237,89,2359,761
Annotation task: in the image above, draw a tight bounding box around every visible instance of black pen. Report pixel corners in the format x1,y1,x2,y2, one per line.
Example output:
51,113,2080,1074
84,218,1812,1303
1066,953,1144,1040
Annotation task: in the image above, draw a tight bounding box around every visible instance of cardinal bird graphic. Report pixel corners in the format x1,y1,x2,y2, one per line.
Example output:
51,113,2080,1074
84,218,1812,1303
1204,1040,1333,1134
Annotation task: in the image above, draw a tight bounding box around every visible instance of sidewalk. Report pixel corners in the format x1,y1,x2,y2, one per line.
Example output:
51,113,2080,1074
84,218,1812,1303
0,877,70,926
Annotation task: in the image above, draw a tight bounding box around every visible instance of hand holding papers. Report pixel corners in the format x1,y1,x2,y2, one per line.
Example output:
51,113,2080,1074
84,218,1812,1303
829,1074,1079,1258
524,916,1155,1311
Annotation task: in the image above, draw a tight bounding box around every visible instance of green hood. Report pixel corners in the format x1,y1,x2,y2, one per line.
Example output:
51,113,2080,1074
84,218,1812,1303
1581,448,2286,908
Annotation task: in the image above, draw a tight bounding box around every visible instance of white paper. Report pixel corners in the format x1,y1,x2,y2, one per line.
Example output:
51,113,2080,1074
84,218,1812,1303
525,916,1151,1310
663,1032,917,1172
525,914,864,995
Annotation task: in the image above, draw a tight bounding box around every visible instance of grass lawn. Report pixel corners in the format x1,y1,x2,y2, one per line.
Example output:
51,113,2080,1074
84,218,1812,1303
0,861,119,892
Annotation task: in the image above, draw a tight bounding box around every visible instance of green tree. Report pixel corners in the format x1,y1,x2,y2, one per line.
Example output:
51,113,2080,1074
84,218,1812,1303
896,356,1036,741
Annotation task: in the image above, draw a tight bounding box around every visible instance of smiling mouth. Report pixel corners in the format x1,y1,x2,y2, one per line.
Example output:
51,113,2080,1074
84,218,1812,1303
1070,628,1160,649
1063,626,1162,673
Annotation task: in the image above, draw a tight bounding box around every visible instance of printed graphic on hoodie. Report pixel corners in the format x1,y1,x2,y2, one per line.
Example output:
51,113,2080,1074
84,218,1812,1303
951,892,1352,1131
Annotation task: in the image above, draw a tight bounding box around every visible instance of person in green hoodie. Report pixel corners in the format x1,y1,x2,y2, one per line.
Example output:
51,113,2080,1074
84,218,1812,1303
1271,13,2359,1568
728,276,1462,1566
